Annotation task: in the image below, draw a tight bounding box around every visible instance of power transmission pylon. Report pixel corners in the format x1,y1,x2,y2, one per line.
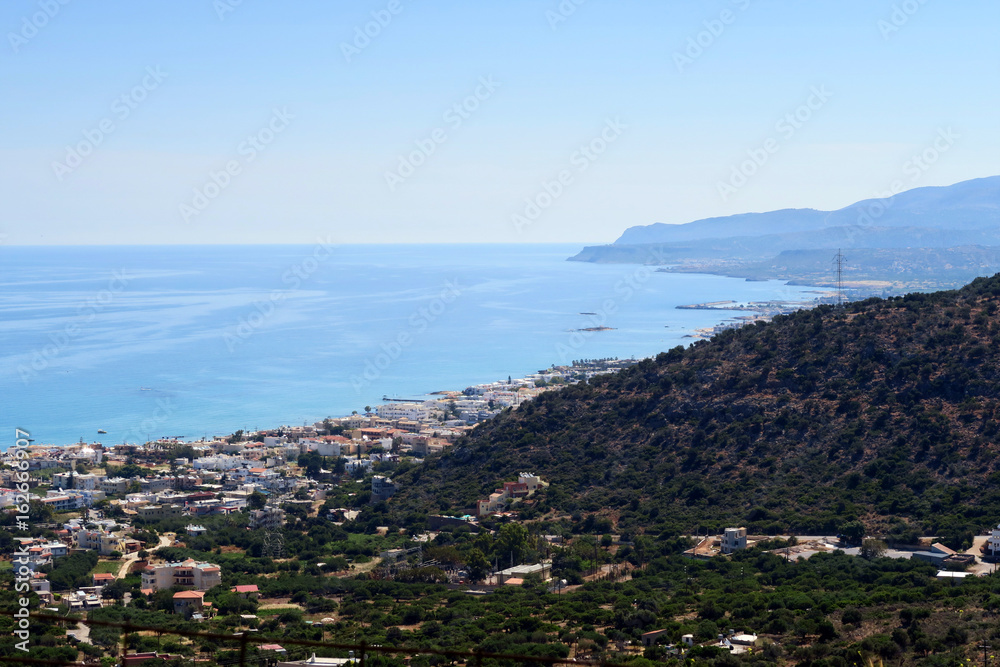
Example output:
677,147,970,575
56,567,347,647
833,249,844,307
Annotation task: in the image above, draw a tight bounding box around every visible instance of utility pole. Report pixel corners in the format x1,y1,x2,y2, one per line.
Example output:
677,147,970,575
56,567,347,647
833,249,844,307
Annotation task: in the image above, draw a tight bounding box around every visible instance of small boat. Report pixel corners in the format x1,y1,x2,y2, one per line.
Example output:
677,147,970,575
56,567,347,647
97,429,107,434
139,387,152,391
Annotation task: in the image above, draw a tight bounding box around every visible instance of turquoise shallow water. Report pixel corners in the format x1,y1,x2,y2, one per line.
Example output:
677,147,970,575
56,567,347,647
0,244,818,447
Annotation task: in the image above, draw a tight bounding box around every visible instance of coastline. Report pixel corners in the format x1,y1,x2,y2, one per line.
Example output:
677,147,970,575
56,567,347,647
3,245,825,448
10,287,826,449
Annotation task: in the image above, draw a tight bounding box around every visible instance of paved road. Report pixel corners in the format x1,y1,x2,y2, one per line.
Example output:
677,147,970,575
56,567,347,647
115,534,174,580
71,619,90,644
115,551,140,579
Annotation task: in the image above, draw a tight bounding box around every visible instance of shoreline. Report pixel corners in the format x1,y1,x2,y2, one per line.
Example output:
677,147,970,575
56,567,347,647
12,287,835,449
19,359,641,450
6,261,826,449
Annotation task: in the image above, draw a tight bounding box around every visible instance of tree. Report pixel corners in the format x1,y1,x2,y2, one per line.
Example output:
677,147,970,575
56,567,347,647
29,499,55,524
466,548,491,582
248,491,267,510
495,523,532,567
101,579,129,601
113,463,149,479
861,538,887,559
212,591,258,616
631,535,651,567
840,520,865,546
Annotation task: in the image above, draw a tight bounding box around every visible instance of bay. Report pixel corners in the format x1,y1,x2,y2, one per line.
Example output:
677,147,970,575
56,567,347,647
0,244,819,447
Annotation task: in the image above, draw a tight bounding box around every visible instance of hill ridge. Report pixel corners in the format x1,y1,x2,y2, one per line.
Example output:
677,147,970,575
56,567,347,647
390,274,1000,547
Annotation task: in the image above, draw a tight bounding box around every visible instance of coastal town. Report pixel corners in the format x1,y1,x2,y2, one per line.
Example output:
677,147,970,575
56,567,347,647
2,359,643,664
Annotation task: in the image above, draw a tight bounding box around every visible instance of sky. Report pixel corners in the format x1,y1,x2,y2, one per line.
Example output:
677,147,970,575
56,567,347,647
1,0,997,245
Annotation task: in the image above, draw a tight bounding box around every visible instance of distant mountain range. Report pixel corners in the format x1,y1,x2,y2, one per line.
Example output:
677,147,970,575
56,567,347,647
570,176,1000,291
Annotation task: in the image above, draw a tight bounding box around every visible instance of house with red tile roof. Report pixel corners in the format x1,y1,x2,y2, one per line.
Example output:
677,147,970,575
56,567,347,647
231,584,259,599
93,572,116,587
172,590,204,617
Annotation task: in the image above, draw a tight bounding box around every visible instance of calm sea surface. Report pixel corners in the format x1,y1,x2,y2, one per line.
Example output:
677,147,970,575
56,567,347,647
0,244,819,447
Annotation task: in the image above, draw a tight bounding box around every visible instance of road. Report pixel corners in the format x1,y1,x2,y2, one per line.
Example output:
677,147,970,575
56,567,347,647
115,533,174,580
70,619,90,644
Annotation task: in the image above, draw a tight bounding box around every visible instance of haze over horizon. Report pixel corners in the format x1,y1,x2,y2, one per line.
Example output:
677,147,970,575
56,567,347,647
2,0,998,246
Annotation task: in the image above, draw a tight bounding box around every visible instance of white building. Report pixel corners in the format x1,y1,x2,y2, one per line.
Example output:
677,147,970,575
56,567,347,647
986,524,1000,559
42,541,68,558
141,559,222,592
482,390,519,406
53,472,102,491
100,477,129,495
344,459,373,476
721,527,747,554
42,493,82,511
375,403,430,421
140,477,175,493
478,473,548,517
518,473,545,492
371,475,397,501
137,504,183,521
248,507,285,530
77,530,127,556
194,455,249,471
301,439,341,457
68,446,103,465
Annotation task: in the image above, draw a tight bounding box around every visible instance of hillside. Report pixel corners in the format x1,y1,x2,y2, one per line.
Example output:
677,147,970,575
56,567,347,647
392,274,1000,547
569,176,1000,290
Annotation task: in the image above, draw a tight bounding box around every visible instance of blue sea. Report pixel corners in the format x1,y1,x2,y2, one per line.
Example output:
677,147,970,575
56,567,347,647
0,244,820,447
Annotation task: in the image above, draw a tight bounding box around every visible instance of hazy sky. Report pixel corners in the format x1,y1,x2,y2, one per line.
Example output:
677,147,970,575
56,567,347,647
2,0,997,245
